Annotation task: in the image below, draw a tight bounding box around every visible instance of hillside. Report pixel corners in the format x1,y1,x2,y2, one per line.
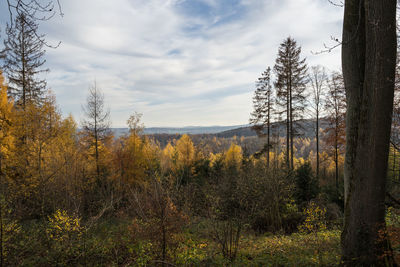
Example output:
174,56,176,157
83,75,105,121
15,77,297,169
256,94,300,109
112,125,247,138
216,118,331,138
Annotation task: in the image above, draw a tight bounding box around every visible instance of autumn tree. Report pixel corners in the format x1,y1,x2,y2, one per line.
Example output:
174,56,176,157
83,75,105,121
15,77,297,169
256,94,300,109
308,65,327,180
341,0,397,265
127,111,144,136
2,13,48,108
0,71,14,267
8,93,65,217
0,71,14,186
274,37,308,169
174,134,195,187
250,66,274,167
324,71,346,192
224,143,243,170
130,176,188,266
81,82,111,181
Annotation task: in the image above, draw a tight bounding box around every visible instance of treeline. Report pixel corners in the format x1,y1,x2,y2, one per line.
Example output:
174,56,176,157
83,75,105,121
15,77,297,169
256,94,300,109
0,11,399,267
0,14,347,266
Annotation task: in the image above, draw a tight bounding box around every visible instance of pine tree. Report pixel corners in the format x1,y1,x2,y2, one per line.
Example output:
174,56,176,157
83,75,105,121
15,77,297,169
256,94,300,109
249,66,274,167
274,37,308,169
2,13,48,108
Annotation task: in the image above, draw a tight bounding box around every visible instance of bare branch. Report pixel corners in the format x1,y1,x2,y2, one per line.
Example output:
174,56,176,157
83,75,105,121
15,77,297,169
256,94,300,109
327,0,344,7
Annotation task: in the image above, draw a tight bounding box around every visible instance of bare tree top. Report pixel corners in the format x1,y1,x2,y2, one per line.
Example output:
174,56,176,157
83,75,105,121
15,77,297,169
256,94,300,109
5,0,64,48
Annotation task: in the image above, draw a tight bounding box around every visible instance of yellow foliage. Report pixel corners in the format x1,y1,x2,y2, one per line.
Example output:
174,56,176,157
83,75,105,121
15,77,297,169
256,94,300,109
47,209,82,242
209,152,223,168
175,134,195,168
224,143,242,168
114,133,158,186
299,202,327,233
294,157,305,168
161,142,175,172
0,71,14,159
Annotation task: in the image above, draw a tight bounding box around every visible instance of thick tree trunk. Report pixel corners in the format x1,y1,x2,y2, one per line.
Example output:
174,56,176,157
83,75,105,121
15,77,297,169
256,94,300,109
341,0,397,265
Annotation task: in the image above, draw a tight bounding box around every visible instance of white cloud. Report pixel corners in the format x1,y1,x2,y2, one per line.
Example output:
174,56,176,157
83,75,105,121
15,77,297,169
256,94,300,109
31,0,344,127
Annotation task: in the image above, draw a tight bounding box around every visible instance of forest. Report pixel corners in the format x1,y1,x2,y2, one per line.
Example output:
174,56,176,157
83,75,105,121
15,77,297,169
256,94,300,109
0,0,398,266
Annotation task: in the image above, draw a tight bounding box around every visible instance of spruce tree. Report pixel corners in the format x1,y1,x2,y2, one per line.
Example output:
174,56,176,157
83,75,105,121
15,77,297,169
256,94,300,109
249,66,274,167
274,37,308,169
2,13,48,108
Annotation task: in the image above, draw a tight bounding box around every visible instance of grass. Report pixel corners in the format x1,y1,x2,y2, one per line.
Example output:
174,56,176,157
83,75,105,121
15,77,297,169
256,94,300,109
173,229,341,266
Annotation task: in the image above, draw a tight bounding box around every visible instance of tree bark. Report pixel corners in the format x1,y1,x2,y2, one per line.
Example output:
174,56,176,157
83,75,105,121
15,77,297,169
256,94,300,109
341,0,397,265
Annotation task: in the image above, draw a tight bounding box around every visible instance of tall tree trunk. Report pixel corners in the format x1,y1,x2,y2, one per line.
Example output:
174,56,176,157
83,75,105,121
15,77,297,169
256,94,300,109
21,18,26,109
393,146,396,179
341,0,397,265
316,109,319,180
289,79,294,169
267,97,270,168
335,115,339,193
335,128,339,193
286,85,290,168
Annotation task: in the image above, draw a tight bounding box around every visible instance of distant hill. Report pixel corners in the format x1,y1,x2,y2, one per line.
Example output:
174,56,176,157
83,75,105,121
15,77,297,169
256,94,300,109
216,126,257,138
111,119,331,139
216,118,331,138
111,125,248,138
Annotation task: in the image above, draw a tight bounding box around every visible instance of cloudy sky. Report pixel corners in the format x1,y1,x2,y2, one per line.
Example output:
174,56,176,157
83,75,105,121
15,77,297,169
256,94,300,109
0,0,343,127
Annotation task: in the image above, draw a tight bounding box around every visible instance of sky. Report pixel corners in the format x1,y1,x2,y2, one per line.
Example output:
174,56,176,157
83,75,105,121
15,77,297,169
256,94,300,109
0,0,344,127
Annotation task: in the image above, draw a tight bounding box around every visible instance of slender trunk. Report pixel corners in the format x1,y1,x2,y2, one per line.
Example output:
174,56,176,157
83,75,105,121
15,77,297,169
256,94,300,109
290,87,294,169
341,0,397,264
335,116,339,193
161,211,166,267
398,148,400,180
95,109,100,181
267,93,270,168
289,69,294,169
316,109,319,180
21,19,26,109
393,145,396,179
38,144,45,217
286,85,290,168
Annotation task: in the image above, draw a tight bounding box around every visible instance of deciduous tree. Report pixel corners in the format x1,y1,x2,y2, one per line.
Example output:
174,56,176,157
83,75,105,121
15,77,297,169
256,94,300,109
308,65,327,180
324,71,346,192
341,0,397,264
81,82,111,181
